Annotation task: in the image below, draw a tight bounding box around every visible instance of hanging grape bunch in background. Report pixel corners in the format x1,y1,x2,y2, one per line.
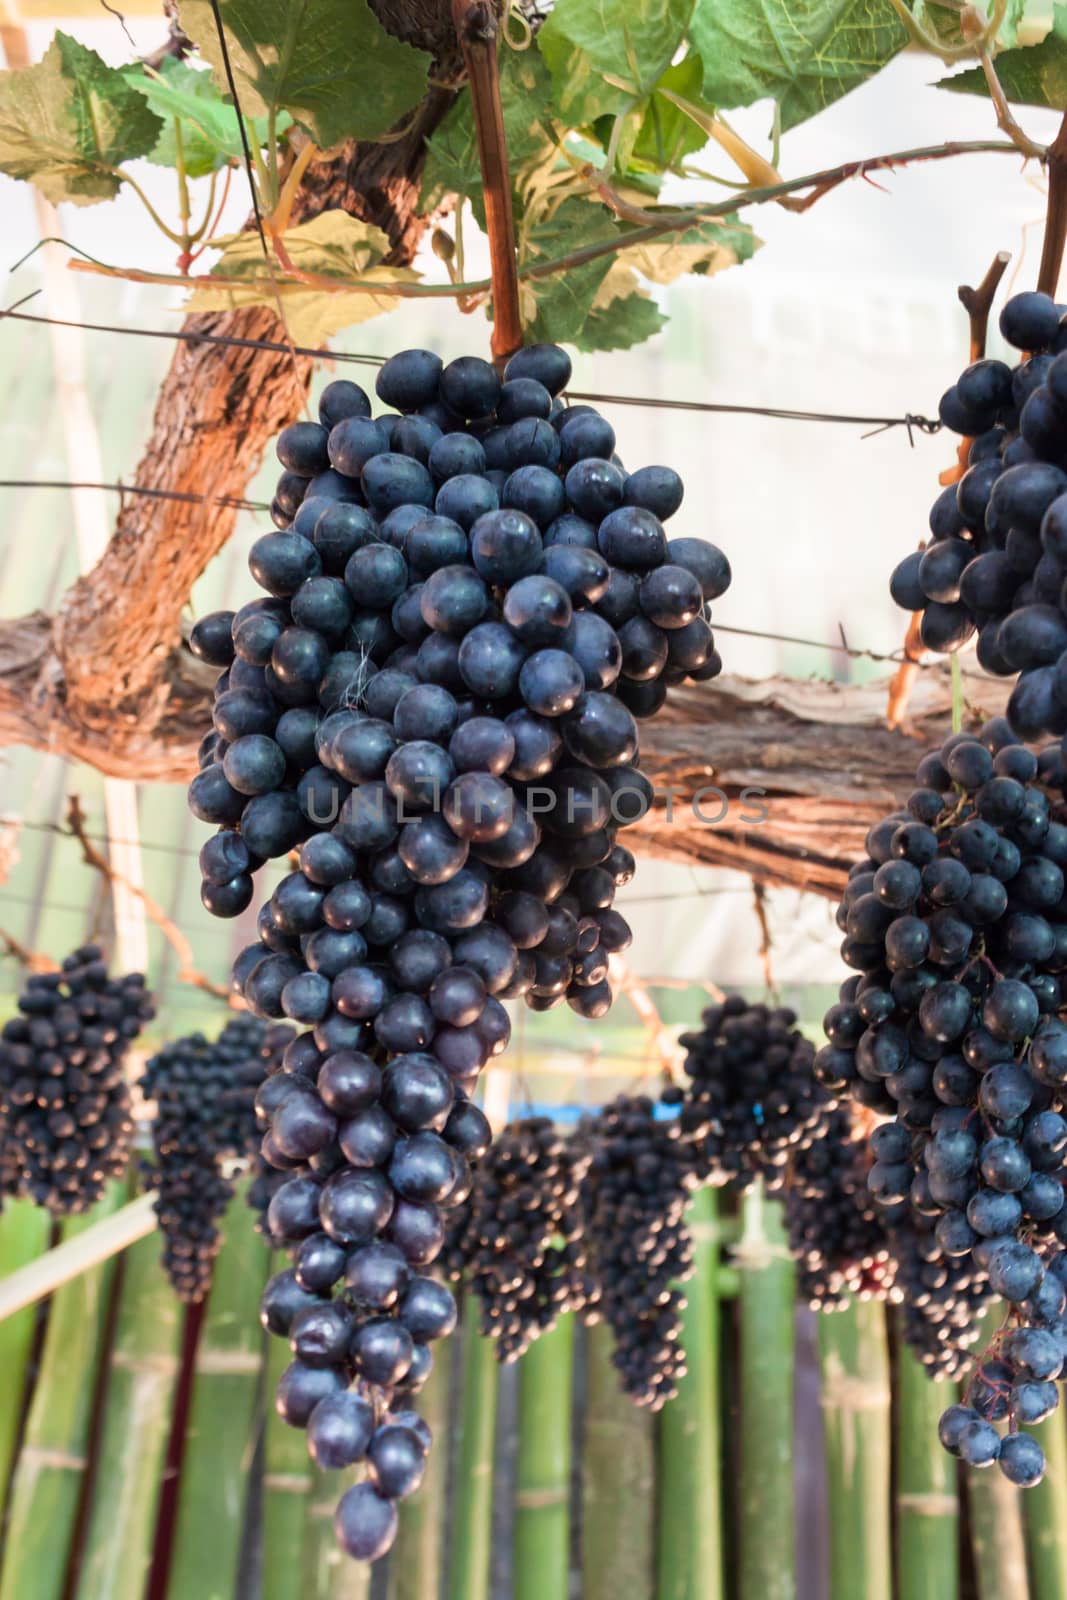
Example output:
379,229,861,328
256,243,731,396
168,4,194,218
441,1114,596,1362
818,720,1067,1485
892,289,1067,739
0,947,154,1217
187,340,730,1563
674,995,829,1193
141,1017,292,1302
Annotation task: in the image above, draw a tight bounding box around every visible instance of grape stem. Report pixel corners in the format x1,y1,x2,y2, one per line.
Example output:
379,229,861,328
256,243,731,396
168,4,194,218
0,928,57,973
64,794,232,1002
62,138,1026,303
451,0,523,366
958,249,1012,362
950,651,964,734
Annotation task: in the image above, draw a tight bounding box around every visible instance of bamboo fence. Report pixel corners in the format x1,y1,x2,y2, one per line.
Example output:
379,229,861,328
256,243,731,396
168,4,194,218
0,1180,1059,1599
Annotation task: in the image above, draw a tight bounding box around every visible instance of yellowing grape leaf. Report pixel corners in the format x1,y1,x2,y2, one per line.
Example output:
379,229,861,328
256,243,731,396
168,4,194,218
187,210,418,345
617,216,757,283
0,32,162,205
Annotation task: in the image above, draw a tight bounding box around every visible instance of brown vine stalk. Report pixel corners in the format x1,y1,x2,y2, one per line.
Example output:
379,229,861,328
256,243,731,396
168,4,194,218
450,0,522,365
1038,111,1067,297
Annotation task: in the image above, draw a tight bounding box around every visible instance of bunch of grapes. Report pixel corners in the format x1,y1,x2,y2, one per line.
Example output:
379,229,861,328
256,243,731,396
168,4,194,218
186,339,730,1564
783,1104,897,1312
0,947,154,1215
141,1018,291,1301
940,1249,1067,1485
887,1211,994,1379
577,1094,695,1410
890,289,1067,739
817,720,1067,1484
441,1115,595,1360
675,995,829,1193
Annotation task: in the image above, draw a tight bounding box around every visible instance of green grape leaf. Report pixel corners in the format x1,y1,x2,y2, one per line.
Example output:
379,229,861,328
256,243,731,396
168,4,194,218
632,55,713,169
520,197,620,345
178,0,431,147
577,269,667,350
938,5,1067,108
0,31,162,205
689,0,908,130
187,210,418,344
122,57,285,177
422,45,557,221
538,0,696,125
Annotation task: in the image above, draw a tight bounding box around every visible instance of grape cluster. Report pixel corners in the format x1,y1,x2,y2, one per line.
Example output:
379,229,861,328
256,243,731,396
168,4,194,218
940,1250,1067,1485
675,995,829,1193
888,1213,994,1379
187,339,729,1025
577,1095,695,1410
890,289,1067,739
817,720,1067,1483
141,1018,291,1301
441,1115,595,1360
783,1105,897,1312
0,947,153,1215
186,341,730,1565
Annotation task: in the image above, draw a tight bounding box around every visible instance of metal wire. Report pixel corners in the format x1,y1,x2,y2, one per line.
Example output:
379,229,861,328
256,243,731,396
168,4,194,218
0,304,941,436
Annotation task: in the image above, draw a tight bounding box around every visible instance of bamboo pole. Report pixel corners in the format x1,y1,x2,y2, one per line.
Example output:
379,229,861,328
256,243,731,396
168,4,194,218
967,1455,1030,1600
817,1300,892,1600
0,1192,157,1322
166,1191,268,1600
390,1339,451,1600
514,1314,574,1600
657,1184,723,1600
73,1232,183,1600
738,1187,796,1600
895,1342,959,1600
0,1183,125,1600
0,1200,50,1505
305,1469,372,1599
963,1306,1029,1600
263,1298,313,1600
446,1298,499,1600
1023,1408,1067,1600
582,1321,655,1600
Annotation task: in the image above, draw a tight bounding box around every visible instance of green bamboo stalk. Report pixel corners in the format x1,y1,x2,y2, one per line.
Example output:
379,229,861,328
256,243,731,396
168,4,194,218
738,1187,796,1600
303,1469,372,1600
389,1337,451,1600
514,1314,573,1600
166,1190,268,1600
582,1320,655,1600
967,1455,1030,1600
0,1200,51,1506
262,1293,313,1600
895,1339,958,1600
656,1183,723,1600
817,1299,892,1600
1023,1407,1067,1600
963,1306,1029,1600
0,1183,125,1600
445,1297,499,1600
73,1232,183,1600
